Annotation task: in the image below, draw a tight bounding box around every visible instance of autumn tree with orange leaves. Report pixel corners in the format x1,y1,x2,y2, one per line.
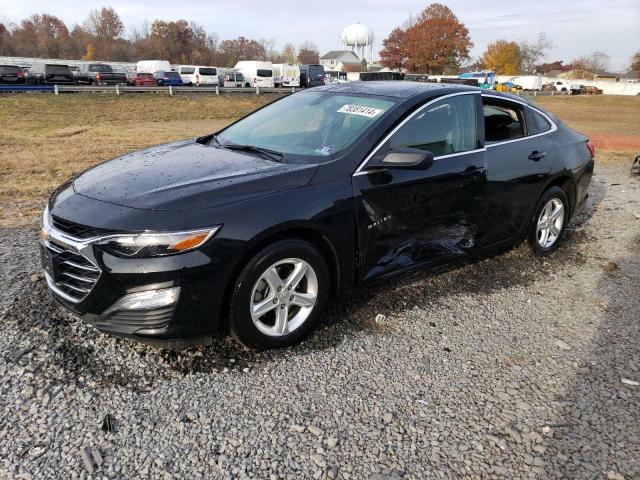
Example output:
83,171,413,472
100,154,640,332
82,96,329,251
379,27,407,70
381,3,472,74
481,40,522,74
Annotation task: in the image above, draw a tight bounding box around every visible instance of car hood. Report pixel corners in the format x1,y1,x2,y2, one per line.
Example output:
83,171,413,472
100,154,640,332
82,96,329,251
73,139,319,211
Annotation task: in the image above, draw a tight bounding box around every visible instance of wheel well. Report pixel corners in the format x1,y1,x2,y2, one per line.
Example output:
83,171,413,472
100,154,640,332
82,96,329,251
546,176,576,215
220,228,341,330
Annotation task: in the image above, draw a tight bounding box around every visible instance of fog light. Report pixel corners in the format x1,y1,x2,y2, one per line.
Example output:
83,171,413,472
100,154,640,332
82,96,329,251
106,287,180,313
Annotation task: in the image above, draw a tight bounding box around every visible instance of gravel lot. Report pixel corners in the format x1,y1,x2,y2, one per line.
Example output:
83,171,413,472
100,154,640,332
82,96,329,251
1,160,638,480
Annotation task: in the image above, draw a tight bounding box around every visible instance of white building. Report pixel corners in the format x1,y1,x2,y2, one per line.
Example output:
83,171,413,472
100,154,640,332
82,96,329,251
320,51,361,71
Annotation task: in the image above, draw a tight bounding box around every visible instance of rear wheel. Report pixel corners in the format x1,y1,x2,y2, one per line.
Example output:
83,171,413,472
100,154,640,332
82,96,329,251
228,240,330,349
528,186,569,256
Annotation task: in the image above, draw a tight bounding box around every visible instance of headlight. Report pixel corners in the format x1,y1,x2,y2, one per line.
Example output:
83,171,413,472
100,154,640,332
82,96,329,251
97,227,220,258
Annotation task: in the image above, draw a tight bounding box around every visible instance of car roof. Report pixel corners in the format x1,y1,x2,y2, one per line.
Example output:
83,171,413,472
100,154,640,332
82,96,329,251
311,81,480,99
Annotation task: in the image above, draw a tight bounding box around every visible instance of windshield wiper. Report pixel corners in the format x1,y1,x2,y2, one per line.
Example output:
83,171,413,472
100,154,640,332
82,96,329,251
222,143,285,162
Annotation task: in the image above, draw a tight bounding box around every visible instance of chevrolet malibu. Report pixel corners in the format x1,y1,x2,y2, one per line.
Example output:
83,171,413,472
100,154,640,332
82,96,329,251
40,82,594,349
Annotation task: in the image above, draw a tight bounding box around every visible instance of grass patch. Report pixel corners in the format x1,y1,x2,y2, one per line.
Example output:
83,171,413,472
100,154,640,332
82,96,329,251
0,93,273,226
531,95,640,139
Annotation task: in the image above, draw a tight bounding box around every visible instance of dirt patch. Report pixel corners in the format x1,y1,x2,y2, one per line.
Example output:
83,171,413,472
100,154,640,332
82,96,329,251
585,132,640,152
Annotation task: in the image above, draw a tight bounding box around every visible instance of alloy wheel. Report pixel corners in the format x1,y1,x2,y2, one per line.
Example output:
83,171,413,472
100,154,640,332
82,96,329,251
536,198,565,248
250,258,318,337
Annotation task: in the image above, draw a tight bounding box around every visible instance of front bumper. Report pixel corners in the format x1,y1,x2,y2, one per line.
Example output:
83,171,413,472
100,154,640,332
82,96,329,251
40,213,231,346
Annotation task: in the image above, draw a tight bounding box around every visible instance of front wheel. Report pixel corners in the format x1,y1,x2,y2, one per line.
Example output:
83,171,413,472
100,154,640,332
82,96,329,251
528,186,569,256
228,240,330,349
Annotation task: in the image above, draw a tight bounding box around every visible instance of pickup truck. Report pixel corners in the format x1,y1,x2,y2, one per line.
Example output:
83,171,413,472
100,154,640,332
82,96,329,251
74,63,127,85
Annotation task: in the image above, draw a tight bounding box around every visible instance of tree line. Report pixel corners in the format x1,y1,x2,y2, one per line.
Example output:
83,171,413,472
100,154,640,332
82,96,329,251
0,8,321,67
379,2,637,76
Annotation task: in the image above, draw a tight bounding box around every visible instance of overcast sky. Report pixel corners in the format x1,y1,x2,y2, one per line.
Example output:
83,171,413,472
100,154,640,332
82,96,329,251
1,0,638,71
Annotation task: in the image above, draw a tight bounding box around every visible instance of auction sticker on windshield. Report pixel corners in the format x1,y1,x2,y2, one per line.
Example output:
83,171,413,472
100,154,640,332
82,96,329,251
337,105,383,118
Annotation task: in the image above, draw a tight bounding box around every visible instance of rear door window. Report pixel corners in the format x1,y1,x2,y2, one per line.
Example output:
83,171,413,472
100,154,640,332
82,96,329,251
482,97,526,143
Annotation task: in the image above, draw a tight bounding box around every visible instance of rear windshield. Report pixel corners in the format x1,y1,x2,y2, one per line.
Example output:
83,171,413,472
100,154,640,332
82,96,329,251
165,71,181,79
180,67,195,74
139,73,154,78
0,65,21,74
257,69,272,77
45,65,71,75
199,67,216,76
89,64,112,73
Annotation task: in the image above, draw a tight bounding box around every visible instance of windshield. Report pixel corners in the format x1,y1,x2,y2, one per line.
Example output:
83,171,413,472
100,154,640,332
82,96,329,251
89,65,112,72
218,92,395,160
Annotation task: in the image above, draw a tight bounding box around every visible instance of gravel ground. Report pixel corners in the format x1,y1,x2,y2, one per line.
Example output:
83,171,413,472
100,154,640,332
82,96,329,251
1,160,638,480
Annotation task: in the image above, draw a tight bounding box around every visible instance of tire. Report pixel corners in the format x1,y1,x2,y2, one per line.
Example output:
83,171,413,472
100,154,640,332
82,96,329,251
528,186,569,256
228,240,330,350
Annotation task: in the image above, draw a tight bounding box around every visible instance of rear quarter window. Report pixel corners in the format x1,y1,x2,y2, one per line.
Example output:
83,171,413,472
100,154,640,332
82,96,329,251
526,107,552,135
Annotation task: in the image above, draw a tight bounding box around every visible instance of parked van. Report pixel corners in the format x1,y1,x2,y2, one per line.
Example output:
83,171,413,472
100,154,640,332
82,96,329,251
135,60,172,75
234,61,274,88
177,65,219,86
272,63,300,88
217,68,245,88
299,64,326,88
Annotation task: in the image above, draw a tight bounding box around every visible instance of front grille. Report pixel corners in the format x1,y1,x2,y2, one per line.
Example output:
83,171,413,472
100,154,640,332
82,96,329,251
51,215,111,239
42,239,100,302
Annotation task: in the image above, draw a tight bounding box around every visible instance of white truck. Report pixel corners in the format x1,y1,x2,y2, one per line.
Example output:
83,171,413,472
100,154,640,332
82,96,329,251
234,61,274,88
135,60,172,75
272,63,300,88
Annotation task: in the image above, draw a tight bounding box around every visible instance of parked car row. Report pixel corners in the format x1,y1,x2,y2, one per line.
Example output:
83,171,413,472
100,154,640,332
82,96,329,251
0,60,328,89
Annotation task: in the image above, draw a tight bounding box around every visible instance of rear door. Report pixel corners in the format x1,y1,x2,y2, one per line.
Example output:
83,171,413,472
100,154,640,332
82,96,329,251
479,95,556,245
353,92,487,282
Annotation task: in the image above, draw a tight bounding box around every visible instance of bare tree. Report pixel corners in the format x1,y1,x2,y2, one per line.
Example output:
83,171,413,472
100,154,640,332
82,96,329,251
519,32,552,73
281,43,297,64
572,51,611,72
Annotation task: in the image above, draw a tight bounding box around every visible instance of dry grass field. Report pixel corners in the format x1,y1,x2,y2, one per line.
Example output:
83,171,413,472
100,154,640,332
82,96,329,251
0,92,638,227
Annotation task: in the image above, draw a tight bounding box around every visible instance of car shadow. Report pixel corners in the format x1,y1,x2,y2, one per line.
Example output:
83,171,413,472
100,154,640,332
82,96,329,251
4,175,607,390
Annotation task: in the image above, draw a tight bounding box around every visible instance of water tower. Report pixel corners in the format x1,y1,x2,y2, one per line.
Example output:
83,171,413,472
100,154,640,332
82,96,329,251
340,23,374,63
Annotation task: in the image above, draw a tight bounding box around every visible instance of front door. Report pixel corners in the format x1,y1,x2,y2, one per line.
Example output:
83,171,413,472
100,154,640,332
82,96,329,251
352,93,487,282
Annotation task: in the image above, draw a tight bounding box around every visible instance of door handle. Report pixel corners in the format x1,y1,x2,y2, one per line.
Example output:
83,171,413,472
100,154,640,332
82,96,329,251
528,151,546,161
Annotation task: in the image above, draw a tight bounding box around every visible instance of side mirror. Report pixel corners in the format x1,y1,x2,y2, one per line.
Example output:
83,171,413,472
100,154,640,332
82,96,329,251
368,148,434,171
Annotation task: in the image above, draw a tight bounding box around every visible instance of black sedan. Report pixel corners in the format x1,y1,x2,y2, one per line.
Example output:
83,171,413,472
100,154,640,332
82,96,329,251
40,82,594,349
0,64,27,84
